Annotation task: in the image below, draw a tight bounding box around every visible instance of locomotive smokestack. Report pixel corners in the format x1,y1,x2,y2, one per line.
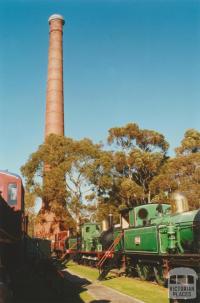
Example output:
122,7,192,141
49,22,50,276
45,14,65,138
108,213,113,229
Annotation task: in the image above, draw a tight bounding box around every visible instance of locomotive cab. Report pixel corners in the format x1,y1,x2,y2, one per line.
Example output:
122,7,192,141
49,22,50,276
81,223,102,251
132,203,171,227
120,203,171,229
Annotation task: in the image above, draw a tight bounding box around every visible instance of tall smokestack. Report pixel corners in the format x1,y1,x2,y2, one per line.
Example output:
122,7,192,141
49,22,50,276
45,14,65,138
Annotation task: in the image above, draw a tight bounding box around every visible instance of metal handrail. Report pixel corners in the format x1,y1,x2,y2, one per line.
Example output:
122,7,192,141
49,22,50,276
97,232,123,269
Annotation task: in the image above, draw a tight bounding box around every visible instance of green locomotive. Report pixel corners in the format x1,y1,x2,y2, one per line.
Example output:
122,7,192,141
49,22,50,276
115,195,200,284
66,193,200,285
67,219,114,266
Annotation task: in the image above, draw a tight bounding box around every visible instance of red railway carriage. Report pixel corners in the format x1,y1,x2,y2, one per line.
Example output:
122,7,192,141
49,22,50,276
0,170,26,281
0,170,25,242
0,170,24,212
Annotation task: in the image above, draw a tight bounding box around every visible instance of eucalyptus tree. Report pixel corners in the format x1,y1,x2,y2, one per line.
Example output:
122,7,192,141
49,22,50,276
107,123,169,206
150,129,200,209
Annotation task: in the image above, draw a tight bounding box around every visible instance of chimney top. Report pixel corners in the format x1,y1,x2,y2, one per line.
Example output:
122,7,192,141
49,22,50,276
48,14,65,25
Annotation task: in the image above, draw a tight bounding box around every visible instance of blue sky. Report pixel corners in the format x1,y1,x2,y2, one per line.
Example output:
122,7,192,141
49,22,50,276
1,0,200,176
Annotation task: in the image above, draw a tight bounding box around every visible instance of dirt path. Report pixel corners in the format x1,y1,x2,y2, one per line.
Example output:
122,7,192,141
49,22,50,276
64,269,144,303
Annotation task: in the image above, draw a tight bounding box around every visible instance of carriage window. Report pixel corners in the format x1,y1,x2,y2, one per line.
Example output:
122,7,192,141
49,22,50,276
86,227,90,232
8,183,17,206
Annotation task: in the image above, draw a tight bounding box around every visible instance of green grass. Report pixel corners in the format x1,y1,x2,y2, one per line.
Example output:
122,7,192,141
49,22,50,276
101,277,168,303
67,261,99,281
79,290,94,303
66,261,168,303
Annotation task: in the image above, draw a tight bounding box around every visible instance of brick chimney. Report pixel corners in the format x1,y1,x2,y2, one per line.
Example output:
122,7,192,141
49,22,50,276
45,14,65,137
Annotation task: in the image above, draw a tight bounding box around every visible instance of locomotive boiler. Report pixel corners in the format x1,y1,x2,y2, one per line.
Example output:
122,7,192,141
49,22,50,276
114,193,200,285
65,193,200,285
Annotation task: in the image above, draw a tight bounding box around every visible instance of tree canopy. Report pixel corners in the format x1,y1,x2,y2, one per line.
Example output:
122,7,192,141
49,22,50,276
175,129,200,155
150,130,200,209
21,126,200,236
106,123,169,205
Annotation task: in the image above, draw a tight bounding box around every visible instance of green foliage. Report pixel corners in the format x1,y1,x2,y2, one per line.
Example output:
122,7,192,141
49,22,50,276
175,129,200,155
21,134,105,228
108,123,169,153
150,129,200,209
105,123,169,206
150,153,200,208
21,126,200,233
24,191,37,236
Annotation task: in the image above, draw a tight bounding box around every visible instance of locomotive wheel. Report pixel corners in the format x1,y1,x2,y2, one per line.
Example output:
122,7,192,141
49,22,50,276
153,265,166,286
136,264,151,281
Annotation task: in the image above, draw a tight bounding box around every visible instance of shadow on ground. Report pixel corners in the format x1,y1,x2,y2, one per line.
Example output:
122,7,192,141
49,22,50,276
62,271,111,303
12,259,95,303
